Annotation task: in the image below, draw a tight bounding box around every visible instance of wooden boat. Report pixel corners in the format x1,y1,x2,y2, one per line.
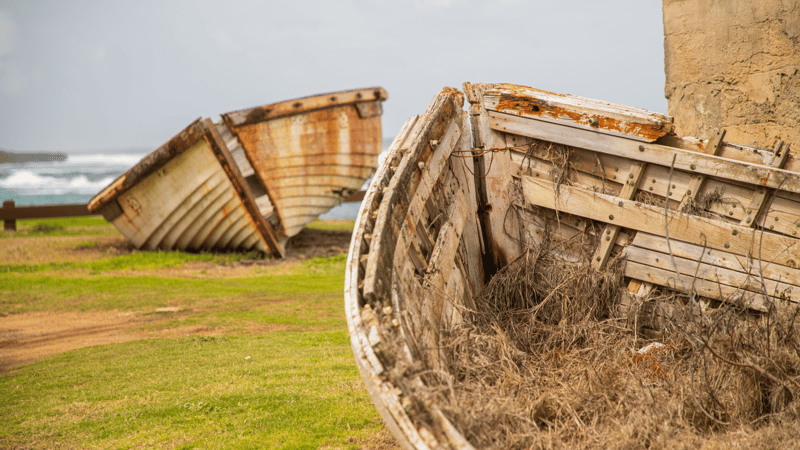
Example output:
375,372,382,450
89,87,387,257
345,83,799,449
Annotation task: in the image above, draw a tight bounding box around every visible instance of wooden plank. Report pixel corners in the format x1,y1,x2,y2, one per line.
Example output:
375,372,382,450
624,246,798,304
392,120,462,278
420,189,468,366
464,83,522,269
491,111,800,195
222,87,387,127
363,91,463,304
679,128,726,211
521,176,800,269
593,161,645,269
0,202,94,220
450,112,484,297
741,141,791,227
481,83,673,142
625,261,771,312
508,144,757,221
630,232,800,288
350,114,420,303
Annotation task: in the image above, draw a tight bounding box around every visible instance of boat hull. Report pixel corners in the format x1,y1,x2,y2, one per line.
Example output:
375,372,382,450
88,119,281,255
345,83,800,449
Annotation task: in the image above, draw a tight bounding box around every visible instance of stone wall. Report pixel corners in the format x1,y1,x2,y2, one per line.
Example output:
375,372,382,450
663,0,799,147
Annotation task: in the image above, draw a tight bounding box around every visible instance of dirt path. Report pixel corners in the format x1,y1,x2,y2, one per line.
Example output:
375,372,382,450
0,310,158,372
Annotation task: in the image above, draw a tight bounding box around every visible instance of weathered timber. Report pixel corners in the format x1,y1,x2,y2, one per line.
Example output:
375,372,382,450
521,176,799,270
345,82,800,450
490,111,800,195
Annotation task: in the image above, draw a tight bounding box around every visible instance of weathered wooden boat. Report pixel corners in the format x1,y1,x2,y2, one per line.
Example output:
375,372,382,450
345,83,799,449
89,87,387,257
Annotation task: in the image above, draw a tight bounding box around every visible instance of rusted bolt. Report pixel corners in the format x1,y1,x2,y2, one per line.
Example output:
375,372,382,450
686,190,692,195
724,242,730,248
629,174,634,179
690,164,696,170
608,215,614,220
746,217,752,223
729,211,733,216
732,229,738,236
588,117,599,127
606,229,611,235
612,175,617,180
638,145,644,152
596,256,601,261
615,168,619,172
775,217,779,221
649,187,653,191
418,162,426,170
618,201,623,207
770,225,774,230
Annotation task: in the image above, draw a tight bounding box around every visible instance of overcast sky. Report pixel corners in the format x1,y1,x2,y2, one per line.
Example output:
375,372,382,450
0,0,667,152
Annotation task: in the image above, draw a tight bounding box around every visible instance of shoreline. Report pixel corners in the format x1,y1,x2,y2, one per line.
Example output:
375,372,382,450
0,150,67,164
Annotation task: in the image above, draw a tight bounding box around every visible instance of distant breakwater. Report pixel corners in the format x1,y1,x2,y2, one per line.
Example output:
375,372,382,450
0,150,67,164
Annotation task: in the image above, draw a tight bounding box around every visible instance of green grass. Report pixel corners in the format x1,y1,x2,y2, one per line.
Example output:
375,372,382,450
0,223,389,449
0,249,264,274
0,332,382,449
304,219,356,231
1,216,118,238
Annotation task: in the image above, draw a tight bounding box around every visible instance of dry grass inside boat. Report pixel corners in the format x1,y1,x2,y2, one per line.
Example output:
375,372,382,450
403,235,800,449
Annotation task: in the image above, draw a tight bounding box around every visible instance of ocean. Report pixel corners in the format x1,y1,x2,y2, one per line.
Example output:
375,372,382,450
0,150,148,207
0,145,385,220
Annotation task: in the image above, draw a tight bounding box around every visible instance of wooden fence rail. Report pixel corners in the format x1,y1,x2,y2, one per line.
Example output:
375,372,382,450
1,191,367,232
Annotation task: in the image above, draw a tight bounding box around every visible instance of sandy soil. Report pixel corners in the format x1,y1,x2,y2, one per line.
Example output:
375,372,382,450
0,227,353,373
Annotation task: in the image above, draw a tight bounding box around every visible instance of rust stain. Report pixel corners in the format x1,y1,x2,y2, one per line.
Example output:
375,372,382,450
495,94,668,142
232,101,381,237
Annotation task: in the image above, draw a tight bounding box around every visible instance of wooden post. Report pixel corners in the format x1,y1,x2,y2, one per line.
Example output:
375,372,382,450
3,200,16,231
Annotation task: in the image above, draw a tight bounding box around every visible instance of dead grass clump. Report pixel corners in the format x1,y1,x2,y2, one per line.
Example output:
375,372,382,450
407,239,800,449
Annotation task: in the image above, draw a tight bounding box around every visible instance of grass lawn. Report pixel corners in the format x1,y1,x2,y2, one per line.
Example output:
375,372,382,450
0,218,395,449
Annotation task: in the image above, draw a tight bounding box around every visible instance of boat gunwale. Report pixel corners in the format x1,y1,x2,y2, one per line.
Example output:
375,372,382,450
220,86,388,128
